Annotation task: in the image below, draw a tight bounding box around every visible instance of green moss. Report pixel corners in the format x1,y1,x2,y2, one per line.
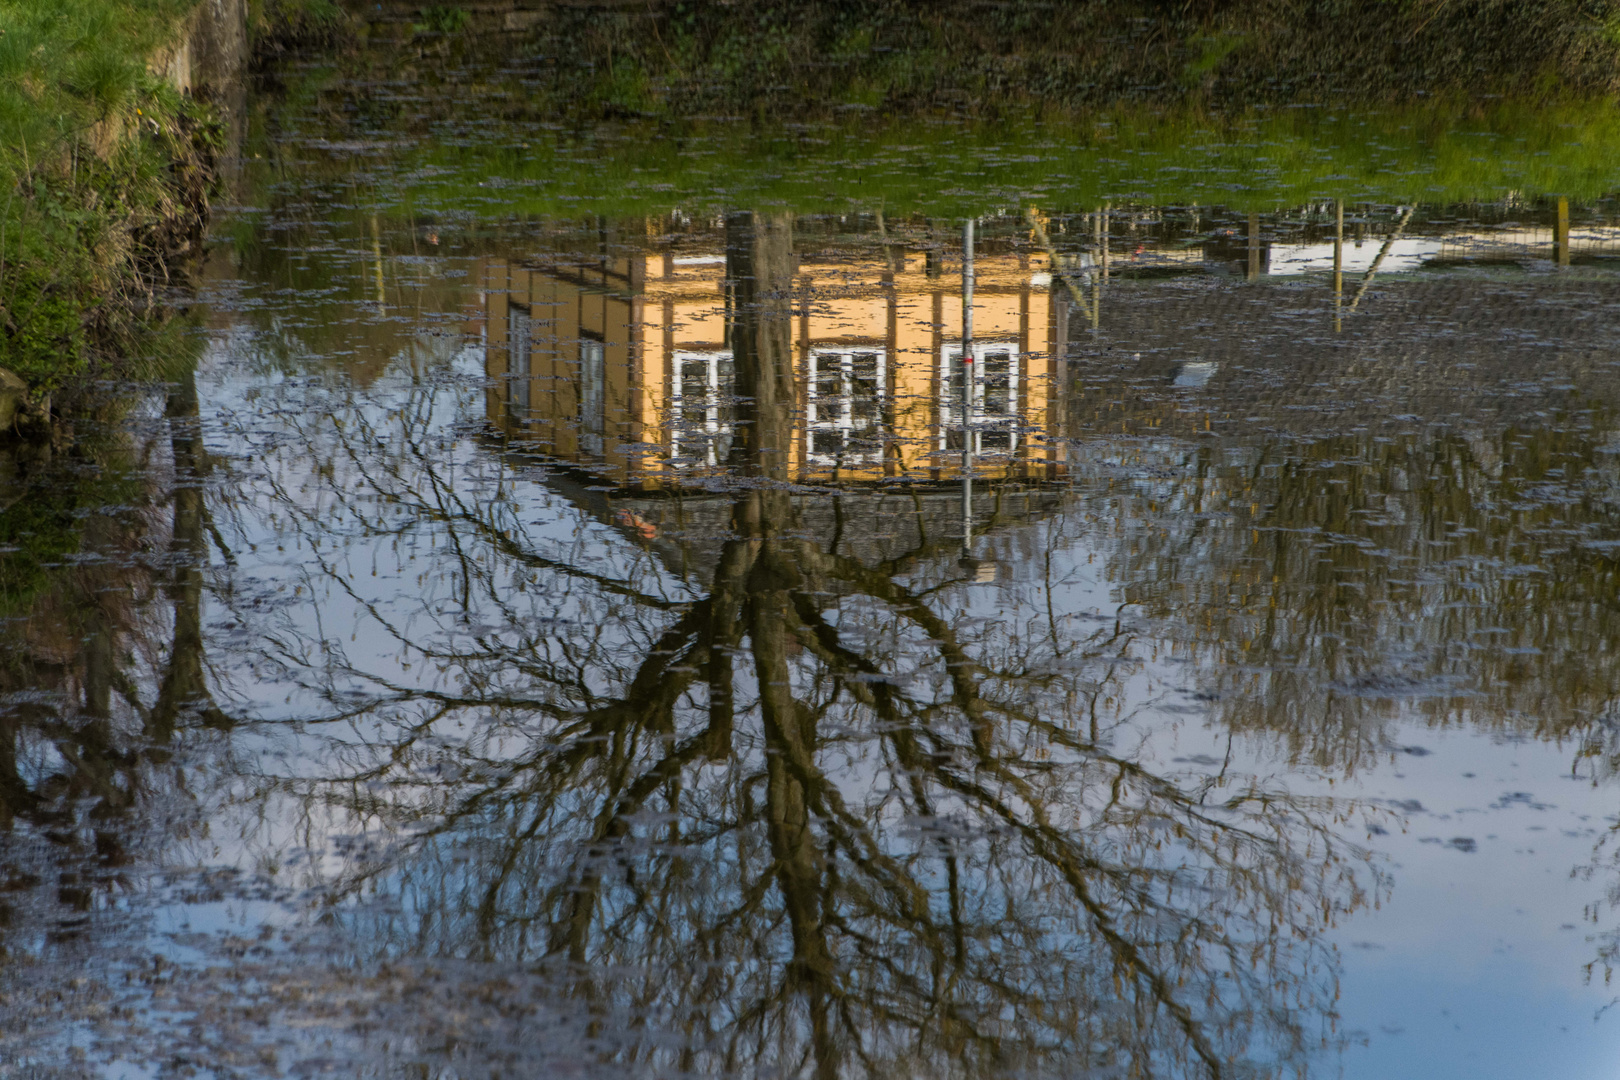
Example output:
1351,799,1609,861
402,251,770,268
249,0,344,46
598,59,656,117
414,4,467,36
1183,33,1245,87
0,408,162,620
0,481,85,620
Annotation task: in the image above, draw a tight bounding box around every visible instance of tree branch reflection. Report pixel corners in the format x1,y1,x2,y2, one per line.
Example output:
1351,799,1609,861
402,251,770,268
204,214,1381,1079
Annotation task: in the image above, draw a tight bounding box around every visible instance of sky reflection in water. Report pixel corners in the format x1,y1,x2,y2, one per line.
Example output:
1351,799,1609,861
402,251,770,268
5,86,1620,1080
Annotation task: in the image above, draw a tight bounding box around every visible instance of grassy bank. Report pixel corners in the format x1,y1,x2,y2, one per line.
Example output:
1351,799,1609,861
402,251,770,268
248,44,1620,220
0,0,215,408
382,99,1620,217
228,0,1620,222
334,0,1620,116
659,0,1620,111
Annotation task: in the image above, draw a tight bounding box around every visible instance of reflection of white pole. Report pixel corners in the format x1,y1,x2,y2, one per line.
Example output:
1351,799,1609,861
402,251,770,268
1333,199,1343,332
962,219,975,551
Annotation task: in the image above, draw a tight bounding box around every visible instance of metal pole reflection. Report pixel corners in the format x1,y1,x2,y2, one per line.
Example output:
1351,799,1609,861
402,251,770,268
961,218,975,552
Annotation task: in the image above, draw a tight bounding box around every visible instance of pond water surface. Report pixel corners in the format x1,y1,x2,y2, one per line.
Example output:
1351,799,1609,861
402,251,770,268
6,35,1620,1080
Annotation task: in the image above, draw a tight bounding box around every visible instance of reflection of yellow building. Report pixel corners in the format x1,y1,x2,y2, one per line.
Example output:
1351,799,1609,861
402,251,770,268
481,242,1068,489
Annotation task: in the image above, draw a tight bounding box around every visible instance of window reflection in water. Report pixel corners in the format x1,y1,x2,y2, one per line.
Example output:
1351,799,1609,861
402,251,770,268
10,206,1620,1078
673,349,735,467
807,347,884,465
484,219,1061,486
180,214,1374,1078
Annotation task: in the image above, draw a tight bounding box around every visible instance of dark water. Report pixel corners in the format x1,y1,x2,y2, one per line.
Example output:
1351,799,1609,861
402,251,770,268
8,38,1620,1080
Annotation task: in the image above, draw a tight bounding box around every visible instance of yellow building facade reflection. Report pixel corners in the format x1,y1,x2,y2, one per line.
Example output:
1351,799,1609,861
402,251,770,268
482,233,1068,490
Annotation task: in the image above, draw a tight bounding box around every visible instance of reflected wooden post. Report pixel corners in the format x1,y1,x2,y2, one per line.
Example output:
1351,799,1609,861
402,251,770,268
1027,206,1096,338
370,214,387,312
961,218,975,552
1333,199,1344,331
1348,204,1414,313
1100,204,1110,282
1247,211,1261,281
876,208,900,275
1556,196,1571,267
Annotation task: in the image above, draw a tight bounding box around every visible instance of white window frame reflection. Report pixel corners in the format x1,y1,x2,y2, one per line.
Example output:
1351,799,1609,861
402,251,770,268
939,340,1019,454
579,336,606,456
506,303,532,420
669,349,734,467
806,347,886,467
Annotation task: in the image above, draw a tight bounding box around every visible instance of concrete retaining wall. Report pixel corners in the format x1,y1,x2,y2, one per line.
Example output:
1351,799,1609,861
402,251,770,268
149,0,249,99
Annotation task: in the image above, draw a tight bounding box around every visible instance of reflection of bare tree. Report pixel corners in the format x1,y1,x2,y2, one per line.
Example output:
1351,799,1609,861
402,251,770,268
1070,423,1620,771
214,215,1376,1079
0,347,235,1052
151,358,234,739
1578,712,1620,996
0,358,231,815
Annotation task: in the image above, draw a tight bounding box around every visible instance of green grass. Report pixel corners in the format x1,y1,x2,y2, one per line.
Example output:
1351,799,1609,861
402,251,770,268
469,0,1620,116
242,1,1620,222
255,95,1620,221
0,0,207,394
0,1,195,192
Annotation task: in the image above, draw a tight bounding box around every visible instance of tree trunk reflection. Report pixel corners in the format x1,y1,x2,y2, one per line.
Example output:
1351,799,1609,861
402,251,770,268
192,213,1376,1079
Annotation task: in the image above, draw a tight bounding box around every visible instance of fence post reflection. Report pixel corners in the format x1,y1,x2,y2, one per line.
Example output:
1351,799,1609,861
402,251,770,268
1556,196,1571,267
